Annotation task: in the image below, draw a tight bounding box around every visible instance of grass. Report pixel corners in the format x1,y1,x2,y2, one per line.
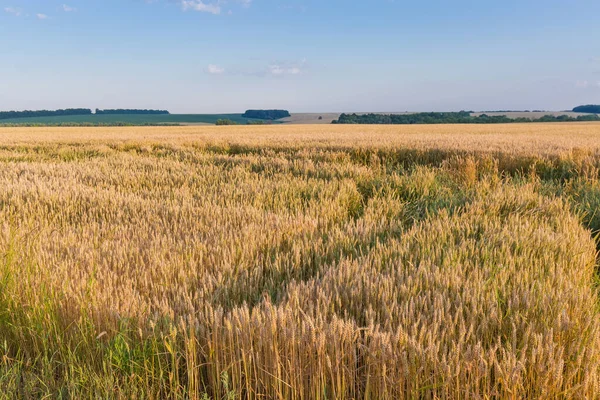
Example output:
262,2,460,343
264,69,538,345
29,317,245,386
0,123,599,398
0,113,267,126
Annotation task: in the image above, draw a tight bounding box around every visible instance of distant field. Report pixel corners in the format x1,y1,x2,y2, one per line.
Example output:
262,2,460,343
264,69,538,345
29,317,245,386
283,111,591,124
281,112,431,124
1,111,593,126
280,113,342,124
0,113,262,125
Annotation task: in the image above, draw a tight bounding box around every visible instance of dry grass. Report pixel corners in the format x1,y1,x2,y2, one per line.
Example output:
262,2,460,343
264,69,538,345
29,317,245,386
0,124,599,399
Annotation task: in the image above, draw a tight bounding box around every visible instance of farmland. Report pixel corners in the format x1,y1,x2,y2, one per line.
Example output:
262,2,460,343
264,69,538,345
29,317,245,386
1,111,593,127
0,113,265,126
280,112,591,125
1,123,600,398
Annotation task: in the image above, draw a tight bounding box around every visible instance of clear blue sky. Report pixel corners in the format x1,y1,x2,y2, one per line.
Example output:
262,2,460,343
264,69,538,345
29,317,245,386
1,0,599,113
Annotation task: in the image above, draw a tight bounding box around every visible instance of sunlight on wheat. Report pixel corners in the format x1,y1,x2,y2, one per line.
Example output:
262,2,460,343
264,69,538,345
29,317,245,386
0,124,599,398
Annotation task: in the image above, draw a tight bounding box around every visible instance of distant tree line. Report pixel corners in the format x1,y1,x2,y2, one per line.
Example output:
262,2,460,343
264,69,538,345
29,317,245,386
332,112,600,125
533,114,600,122
573,105,600,114
247,120,274,125
0,108,172,120
0,108,92,120
215,119,238,125
242,110,290,120
216,119,276,126
95,109,170,115
478,110,546,113
0,122,180,127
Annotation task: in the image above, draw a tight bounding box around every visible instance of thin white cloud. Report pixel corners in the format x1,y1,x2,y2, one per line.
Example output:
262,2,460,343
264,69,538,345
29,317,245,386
4,7,22,16
269,65,302,75
575,80,600,89
181,0,221,15
203,59,307,77
174,0,251,15
278,4,307,12
268,59,307,76
207,64,225,74
36,13,48,20
62,4,76,12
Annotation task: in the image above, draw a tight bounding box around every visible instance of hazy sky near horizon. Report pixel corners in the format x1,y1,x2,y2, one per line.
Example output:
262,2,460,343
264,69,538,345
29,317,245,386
1,0,599,113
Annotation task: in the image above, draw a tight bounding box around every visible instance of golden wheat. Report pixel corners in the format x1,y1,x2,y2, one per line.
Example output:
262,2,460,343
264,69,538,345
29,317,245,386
0,124,599,399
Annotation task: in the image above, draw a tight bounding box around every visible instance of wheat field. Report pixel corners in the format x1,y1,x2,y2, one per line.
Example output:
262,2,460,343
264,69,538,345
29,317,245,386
1,124,600,399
